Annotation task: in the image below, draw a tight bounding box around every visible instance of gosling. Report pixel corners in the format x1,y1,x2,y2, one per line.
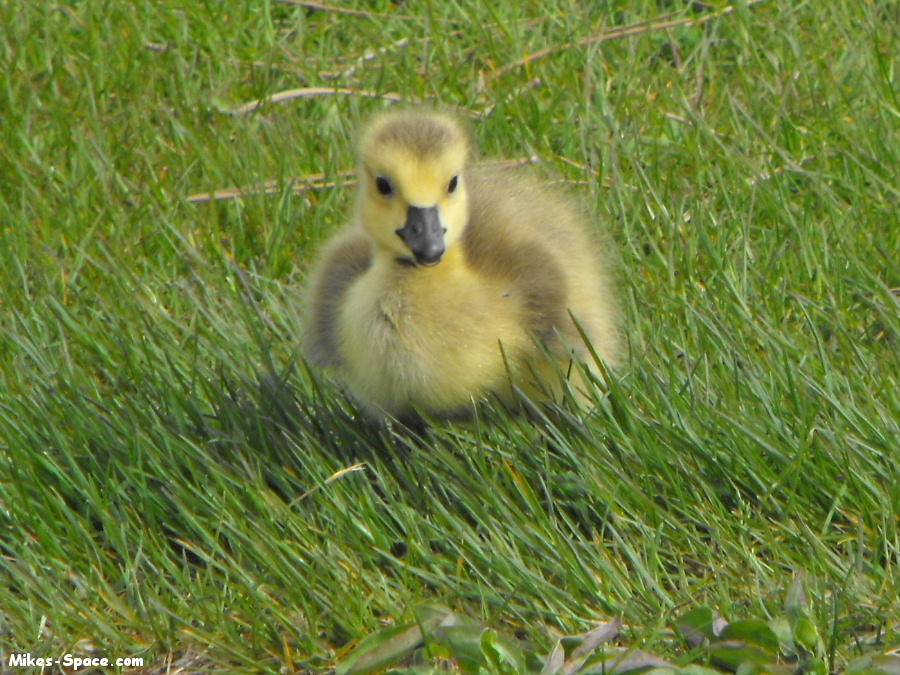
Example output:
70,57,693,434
302,109,622,421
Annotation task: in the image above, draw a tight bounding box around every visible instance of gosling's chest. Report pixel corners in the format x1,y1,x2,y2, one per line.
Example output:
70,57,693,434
335,265,532,414
340,266,520,360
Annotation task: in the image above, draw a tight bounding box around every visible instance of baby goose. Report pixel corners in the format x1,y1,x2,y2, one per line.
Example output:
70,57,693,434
303,109,622,420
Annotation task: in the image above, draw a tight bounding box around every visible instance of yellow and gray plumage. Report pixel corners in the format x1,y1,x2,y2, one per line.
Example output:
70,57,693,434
303,109,622,420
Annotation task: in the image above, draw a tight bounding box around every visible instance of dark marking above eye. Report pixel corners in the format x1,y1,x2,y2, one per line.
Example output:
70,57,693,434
447,175,459,194
375,176,394,197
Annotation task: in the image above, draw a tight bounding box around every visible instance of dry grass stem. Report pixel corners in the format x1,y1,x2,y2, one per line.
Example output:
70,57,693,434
187,158,538,203
491,0,771,80
230,87,411,115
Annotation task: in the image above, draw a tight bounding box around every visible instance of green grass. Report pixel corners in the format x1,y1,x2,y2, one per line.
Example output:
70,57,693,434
0,0,897,673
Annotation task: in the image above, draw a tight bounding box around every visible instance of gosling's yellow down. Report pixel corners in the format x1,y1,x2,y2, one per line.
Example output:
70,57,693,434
303,109,622,420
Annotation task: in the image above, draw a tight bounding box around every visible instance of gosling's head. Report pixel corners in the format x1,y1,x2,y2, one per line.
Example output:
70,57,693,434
356,110,470,267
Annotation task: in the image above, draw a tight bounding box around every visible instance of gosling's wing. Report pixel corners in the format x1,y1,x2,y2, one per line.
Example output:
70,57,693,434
463,166,623,364
462,168,570,344
302,228,372,368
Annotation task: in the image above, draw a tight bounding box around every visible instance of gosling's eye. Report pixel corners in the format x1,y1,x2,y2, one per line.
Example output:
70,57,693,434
447,175,459,194
375,176,395,197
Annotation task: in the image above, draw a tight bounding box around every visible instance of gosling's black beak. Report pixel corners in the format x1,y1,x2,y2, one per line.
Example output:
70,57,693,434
395,205,445,266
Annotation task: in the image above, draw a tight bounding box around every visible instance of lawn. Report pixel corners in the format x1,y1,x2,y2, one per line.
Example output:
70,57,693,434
0,1,897,673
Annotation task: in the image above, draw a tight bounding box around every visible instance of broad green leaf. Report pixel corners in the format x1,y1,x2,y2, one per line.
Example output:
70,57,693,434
675,608,722,648
783,576,824,663
481,628,526,675
784,575,809,624
336,623,427,675
432,624,490,673
846,654,900,675
735,660,794,675
791,617,821,655
337,605,455,675
708,639,774,672
719,619,780,653
767,617,796,655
